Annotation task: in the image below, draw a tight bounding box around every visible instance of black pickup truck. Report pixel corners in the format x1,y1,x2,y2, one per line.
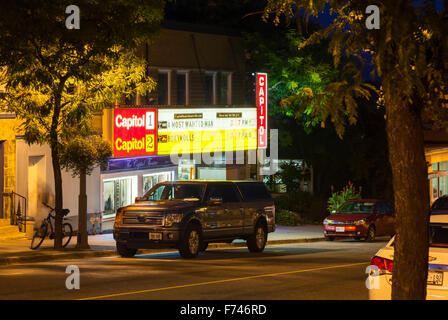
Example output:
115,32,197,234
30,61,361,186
113,180,275,258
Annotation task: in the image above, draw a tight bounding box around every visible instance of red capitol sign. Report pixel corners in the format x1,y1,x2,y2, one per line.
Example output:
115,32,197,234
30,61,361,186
256,73,268,149
113,108,157,157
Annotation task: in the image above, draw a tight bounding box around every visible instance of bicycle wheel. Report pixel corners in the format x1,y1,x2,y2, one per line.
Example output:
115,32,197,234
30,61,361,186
62,223,73,248
30,222,48,249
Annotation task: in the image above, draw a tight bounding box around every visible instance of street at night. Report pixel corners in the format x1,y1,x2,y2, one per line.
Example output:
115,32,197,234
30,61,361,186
0,0,448,308
0,240,385,300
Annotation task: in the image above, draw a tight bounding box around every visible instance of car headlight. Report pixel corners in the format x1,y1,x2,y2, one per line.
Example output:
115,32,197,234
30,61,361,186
354,219,366,225
164,213,183,227
323,218,332,225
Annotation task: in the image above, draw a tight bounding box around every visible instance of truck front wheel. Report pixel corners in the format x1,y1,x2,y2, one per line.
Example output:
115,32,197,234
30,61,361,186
117,242,137,257
179,224,202,258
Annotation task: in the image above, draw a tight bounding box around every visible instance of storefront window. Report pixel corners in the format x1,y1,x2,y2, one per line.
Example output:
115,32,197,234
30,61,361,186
103,176,137,217
142,171,174,195
178,159,196,180
431,162,448,201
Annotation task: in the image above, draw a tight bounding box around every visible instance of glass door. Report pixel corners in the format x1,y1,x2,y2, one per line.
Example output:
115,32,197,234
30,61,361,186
103,176,137,217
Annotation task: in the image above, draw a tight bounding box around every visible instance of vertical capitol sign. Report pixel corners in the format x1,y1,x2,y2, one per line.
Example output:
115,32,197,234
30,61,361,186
256,73,268,149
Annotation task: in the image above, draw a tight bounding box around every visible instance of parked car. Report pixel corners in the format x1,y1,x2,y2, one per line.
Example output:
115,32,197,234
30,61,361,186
368,200,448,300
113,180,275,258
323,199,395,241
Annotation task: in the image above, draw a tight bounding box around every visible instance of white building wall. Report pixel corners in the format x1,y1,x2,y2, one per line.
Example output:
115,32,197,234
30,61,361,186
15,138,101,229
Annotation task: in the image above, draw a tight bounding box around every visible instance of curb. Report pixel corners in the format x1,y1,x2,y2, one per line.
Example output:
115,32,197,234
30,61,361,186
0,237,326,266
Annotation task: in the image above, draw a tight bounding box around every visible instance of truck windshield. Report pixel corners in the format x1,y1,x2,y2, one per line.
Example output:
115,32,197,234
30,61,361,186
143,183,204,201
430,224,448,248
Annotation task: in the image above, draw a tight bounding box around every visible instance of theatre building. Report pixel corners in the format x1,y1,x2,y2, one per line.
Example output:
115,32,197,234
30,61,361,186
0,24,268,233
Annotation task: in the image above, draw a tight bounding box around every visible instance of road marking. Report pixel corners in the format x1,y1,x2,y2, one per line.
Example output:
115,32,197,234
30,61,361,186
79,261,368,300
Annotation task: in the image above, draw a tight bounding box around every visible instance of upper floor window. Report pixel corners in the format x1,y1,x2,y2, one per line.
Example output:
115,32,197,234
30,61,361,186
204,73,215,105
176,72,187,105
158,71,169,105
219,72,231,105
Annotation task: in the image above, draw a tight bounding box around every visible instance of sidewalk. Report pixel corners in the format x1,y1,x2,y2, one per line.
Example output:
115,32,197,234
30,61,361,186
0,225,324,265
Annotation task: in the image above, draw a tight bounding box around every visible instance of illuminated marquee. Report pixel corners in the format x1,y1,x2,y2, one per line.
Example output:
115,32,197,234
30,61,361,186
113,109,157,157
256,73,268,149
157,108,257,155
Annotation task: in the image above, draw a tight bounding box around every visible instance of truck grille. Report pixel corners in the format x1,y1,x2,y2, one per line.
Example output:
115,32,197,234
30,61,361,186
123,211,164,226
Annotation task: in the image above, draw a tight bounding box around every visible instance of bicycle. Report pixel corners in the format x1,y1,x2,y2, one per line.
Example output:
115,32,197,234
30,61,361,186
30,202,73,250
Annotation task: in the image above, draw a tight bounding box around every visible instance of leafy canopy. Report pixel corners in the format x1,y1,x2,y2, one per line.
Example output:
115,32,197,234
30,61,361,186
263,0,448,135
0,0,164,146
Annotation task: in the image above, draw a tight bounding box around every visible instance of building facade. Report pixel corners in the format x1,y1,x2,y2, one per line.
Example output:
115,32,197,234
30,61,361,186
0,25,264,232
425,131,448,204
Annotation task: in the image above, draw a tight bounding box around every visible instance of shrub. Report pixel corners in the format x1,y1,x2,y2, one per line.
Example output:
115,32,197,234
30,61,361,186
327,181,362,213
275,209,298,226
273,191,326,224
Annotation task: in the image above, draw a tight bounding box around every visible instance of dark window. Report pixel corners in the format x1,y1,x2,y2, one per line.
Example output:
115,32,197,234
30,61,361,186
376,203,386,214
205,184,240,203
338,201,375,214
430,224,448,247
158,72,169,105
176,73,186,105
432,197,448,210
385,203,394,214
143,183,204,201
236,182,272,201
219,73,228,105
205,74,214,105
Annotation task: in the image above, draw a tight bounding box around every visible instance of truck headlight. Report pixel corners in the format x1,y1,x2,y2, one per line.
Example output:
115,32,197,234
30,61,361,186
114,208,124,227
164,213,183,227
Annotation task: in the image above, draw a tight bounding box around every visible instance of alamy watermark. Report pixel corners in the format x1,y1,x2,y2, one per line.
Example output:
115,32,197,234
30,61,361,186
365,5,380,30
65,5,80,30
168,129,279,176
65,265,80,290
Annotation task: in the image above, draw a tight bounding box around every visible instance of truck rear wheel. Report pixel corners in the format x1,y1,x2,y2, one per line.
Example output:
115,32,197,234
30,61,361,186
247,222,267,253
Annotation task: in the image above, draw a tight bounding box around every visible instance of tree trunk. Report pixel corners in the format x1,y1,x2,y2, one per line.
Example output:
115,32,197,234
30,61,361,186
51,140,63,249
50,85,65,250
76,169,90,249
386,100,430,300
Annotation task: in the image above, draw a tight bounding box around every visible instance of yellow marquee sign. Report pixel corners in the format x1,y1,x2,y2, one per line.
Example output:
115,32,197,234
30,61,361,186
157,108,257,155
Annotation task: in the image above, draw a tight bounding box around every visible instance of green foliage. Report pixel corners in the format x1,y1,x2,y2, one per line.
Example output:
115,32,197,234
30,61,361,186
0,1,164,144
262,0,448,134
279,161,310,192
245,28,339,132
274,191,326,223
59,135,112,177
0,0,163,174
327,181,362,213
275,209,299,226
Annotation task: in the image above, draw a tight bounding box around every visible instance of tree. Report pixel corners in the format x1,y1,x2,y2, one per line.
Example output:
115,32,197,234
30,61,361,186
0,1,164,248
244,25,392,201
60,135,112,249
263,0,448,299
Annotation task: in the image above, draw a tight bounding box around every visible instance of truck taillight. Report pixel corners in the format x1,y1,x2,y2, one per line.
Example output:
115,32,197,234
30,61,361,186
370,256,394,273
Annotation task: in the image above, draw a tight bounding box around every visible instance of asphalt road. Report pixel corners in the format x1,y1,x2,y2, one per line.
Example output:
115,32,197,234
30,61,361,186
0,239,388,300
